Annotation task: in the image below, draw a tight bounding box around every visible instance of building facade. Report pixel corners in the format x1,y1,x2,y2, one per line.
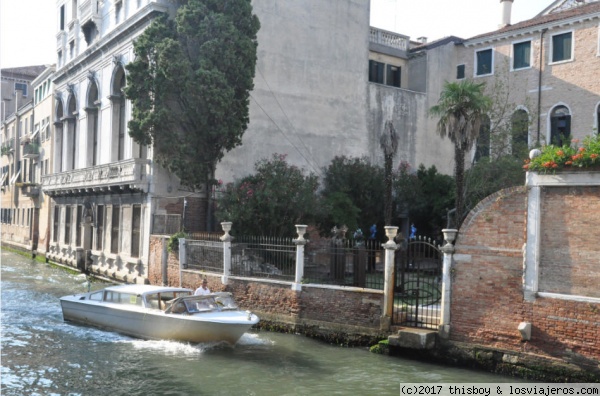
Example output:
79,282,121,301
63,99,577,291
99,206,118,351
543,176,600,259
1,66,48,252
414,0,600,163
42,0,191,284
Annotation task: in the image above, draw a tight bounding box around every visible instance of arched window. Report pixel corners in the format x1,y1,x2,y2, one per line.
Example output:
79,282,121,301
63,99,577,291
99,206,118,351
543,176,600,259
550,105,571,146
474,115,491,163
55,99,64,173
87,81,100,166
111,66,127,161
511,109,529,157
67,95,78,170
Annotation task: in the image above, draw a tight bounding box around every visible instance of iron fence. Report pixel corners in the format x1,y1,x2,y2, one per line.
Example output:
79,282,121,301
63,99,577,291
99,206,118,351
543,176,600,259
152,214,181,235
184,240,224,273
230,235,296,280
304,238,384,290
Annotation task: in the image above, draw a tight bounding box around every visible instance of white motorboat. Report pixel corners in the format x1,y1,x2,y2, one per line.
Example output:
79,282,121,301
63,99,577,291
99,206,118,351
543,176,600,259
60,284,259,345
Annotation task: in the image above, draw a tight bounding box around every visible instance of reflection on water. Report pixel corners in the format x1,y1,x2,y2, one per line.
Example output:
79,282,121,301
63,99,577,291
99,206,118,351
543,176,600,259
1,251,525,396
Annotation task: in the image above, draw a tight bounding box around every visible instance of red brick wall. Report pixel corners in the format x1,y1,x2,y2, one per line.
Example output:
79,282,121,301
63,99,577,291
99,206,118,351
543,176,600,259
149,236,384,331
539,186,600,297
452,185,600,367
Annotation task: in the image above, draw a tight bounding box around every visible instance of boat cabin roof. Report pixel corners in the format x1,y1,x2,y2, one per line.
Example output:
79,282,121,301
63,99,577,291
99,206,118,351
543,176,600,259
103,284,192,296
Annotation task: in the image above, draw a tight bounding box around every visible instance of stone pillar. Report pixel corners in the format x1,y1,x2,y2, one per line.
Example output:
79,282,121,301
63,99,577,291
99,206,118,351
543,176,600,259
292,224,308,291
381,226,398,331
178,237,186,288
439,228,457,339
220,222,233,285
161,236,168,286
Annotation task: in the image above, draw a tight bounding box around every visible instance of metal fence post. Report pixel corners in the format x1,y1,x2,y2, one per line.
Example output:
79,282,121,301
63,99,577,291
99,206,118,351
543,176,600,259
292,225,308,291
178,237,186,288
381,226,398,331
439,228,457,338
220,222,233,285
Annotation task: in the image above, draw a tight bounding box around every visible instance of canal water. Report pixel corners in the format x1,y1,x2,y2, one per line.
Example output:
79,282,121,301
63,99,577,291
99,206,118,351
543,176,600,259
1,250,527,396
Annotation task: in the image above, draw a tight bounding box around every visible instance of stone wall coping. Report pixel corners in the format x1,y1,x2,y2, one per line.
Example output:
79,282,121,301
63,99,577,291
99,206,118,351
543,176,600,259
526,171,600,187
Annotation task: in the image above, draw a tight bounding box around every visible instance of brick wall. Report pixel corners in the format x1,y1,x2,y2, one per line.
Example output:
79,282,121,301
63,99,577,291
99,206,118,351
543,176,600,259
539,186,600,297
149,235,385,335
452,185,600,370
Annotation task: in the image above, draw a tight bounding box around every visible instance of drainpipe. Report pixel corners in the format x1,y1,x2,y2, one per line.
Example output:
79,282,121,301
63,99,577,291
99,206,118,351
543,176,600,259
536,28,547,144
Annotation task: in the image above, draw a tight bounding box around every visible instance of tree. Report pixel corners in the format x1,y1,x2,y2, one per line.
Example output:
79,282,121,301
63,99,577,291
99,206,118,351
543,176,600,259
215,154,319,237
125,0,260,230
380,121,399,225
319,156,385,236
429,80,492,228
394,163,454,237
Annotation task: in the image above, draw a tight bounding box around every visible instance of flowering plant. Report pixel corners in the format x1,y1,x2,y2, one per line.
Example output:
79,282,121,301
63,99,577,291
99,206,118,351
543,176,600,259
523,134,600,172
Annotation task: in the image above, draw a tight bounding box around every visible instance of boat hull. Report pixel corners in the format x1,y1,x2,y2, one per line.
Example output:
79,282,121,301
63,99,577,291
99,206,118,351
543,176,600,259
60,298,258,345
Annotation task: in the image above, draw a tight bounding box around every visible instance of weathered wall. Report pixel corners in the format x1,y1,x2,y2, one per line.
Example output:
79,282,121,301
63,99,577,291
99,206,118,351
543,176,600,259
451,185,600,374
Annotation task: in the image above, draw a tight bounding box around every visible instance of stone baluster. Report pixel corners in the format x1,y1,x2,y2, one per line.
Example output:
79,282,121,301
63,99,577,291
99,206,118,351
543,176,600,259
439,228,457,338
381,226,398,331
292,224,308,291
220,222,233,285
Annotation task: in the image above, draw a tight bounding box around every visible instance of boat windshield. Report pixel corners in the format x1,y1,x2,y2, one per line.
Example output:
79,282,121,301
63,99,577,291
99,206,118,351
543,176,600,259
145,291,192,310
166,293,239,315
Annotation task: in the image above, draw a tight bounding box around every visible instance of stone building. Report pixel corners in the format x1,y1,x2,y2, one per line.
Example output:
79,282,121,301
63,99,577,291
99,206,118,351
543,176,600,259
41,0,190,284
1,65,48,252
413,0,600,163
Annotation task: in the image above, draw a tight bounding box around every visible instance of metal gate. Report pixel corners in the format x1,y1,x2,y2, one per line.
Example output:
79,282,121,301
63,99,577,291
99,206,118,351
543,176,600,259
392,236,442,329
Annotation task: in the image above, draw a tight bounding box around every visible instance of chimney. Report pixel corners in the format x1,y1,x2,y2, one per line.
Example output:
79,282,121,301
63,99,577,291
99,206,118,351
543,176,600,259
499,0,514,28
417,37,428,44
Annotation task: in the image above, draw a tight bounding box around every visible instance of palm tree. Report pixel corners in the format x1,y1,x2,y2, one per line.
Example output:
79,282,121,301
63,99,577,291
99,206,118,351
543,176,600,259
430,80,492,228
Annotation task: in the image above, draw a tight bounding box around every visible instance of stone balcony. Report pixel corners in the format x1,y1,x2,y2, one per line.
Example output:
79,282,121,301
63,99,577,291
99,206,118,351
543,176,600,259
42,158,150,196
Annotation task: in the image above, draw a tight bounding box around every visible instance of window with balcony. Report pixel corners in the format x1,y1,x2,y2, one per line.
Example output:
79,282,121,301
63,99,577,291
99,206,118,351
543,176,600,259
513,40,531,70
475,48,493,76
111,205,120,254
550,105,571,146
551,32,573,63
67,95,77,170
87,80,100,166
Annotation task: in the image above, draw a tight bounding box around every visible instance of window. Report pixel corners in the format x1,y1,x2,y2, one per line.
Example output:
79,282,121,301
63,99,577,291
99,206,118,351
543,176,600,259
511,110,529,156
474,115,491,163
513,41,531,70
456,64,465,79
76,205,83,247
96,205,104,250
131,205,141,258
60,5,65,30
64,206,71,245
475,48,493,76
53,206,59,243
386,65,401,87
368,60,384,84
111,205,120,254
550,105,571,146
551,32,573,63
15,82,28,97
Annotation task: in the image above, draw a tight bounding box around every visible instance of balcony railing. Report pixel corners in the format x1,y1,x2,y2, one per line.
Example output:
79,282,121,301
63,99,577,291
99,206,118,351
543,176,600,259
369,27,409,51
42,158,150,195
22,143,40,159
